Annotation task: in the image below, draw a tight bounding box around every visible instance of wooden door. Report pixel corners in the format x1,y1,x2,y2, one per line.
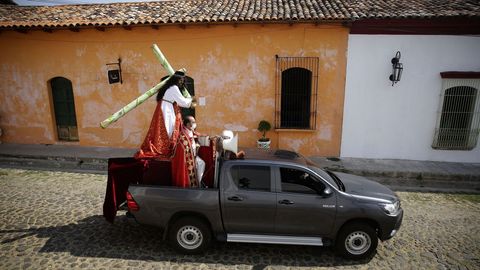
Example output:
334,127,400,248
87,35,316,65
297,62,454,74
50,77,79,141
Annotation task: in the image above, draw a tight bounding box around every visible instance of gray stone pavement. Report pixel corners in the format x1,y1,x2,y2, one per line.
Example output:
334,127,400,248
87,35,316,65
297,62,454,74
1,143,480,193
0,168,479,269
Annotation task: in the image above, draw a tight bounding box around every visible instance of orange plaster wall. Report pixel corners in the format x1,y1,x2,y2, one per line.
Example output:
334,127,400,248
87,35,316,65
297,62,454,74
0,24,348,156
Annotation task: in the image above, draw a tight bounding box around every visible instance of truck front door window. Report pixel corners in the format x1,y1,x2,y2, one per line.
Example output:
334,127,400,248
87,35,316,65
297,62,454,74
280,167,325,194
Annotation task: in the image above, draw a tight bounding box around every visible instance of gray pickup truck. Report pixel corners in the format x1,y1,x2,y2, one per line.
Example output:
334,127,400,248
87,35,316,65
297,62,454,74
104,149,403,260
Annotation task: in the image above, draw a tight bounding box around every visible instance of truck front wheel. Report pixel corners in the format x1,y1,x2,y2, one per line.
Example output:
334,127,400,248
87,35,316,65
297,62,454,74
335,222,378,260
168,217,211,254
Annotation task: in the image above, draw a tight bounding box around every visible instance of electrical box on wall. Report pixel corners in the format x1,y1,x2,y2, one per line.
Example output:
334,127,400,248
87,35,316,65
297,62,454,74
108,70,121,84
106,58,123,84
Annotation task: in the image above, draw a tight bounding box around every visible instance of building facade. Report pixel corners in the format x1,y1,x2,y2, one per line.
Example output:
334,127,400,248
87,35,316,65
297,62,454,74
1,1,479,160
0,23,348,156
341,20,480,162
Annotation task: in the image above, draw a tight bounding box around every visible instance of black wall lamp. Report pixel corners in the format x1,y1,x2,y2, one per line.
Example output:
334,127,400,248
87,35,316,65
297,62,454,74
106,58,123,84
389,51,403,86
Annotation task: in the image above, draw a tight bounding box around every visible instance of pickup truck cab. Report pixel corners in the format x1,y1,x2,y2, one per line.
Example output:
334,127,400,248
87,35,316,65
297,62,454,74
104,149,403,260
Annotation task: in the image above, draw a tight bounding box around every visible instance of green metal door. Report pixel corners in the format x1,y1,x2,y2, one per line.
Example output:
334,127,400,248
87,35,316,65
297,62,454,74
50,77,79,141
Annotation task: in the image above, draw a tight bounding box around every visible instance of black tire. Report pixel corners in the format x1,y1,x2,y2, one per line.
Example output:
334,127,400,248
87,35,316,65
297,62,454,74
168,217,211,254
334,222,378,260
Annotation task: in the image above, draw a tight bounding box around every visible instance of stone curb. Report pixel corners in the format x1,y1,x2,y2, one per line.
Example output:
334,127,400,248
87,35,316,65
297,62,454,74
0,156,107,174
0,153,108,163
2,153,480,181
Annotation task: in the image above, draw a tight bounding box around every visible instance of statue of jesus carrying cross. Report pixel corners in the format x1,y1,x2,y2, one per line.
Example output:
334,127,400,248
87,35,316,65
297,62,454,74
100,45,199,188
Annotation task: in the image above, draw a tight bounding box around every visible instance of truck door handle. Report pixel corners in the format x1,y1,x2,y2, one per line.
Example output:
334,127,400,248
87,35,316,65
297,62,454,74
279,200,295,205
228,196,243,202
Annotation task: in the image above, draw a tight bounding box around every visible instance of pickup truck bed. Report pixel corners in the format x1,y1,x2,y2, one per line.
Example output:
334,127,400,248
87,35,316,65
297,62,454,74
103,144,216,223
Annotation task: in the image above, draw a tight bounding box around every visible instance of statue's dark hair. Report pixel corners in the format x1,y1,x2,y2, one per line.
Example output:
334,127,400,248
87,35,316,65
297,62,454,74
156,73,184,101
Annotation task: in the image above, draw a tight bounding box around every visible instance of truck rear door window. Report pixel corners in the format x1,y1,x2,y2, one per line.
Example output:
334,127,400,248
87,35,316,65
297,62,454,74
230,165,271,191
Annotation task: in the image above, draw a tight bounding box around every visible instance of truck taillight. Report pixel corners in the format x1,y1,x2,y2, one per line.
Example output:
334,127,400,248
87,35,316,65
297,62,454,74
126,191,139,212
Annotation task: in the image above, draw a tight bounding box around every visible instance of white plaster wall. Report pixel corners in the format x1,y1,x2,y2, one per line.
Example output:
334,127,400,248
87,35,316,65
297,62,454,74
341,35,480,162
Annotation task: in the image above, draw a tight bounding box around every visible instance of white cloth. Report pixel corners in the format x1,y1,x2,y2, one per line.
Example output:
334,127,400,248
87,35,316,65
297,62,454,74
161,85,192,138
196,156,206,186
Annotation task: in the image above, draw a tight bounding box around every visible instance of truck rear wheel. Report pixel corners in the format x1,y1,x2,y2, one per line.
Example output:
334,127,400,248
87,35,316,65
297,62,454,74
168,217,211,254
335,222,378,260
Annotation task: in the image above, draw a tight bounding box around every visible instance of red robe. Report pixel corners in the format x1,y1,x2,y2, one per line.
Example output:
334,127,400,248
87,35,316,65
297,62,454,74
171,127,198,188
134,101,197,188
134,102,181,159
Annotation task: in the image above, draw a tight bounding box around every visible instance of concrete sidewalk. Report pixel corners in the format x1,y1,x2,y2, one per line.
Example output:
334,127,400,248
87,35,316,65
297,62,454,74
0,143,136,160
0,143,479,192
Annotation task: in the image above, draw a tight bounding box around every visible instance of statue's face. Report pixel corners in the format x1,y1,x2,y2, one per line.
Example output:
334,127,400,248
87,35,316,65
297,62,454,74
178,77,185,87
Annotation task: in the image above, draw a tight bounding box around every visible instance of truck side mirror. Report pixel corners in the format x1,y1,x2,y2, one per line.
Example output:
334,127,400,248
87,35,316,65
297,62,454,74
322,187,333,197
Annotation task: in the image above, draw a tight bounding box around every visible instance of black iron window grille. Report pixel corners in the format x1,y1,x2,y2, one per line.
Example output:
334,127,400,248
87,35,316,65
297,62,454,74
432,79,480,150
275,56,319,130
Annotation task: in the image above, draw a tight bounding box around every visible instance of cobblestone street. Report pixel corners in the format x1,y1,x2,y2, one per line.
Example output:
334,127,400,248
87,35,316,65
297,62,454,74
0,168,479,270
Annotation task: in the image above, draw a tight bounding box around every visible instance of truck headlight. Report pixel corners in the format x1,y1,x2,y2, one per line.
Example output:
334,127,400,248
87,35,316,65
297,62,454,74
380,201,400,216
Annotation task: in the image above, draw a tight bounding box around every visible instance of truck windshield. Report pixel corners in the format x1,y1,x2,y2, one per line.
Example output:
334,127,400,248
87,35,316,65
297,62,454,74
308,165,343,191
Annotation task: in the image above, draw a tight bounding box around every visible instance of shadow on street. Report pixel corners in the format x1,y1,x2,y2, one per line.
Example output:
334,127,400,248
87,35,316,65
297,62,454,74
0,215,373,268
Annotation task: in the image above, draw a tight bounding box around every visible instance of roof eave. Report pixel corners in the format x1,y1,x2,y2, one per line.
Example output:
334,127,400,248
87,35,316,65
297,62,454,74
0,19,351,31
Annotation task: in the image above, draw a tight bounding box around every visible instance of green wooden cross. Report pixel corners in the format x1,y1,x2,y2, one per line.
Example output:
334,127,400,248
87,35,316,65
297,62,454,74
100,44,190,129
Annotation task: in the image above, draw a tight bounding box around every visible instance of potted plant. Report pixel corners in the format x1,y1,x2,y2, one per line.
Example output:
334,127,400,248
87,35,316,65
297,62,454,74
257,120,272,149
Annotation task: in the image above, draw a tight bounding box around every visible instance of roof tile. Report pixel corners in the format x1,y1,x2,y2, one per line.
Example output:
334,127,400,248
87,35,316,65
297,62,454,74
0,0,478,29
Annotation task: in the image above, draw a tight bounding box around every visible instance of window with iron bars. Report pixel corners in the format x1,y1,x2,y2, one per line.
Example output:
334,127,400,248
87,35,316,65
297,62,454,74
275,56,319,130
432,78,480,150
